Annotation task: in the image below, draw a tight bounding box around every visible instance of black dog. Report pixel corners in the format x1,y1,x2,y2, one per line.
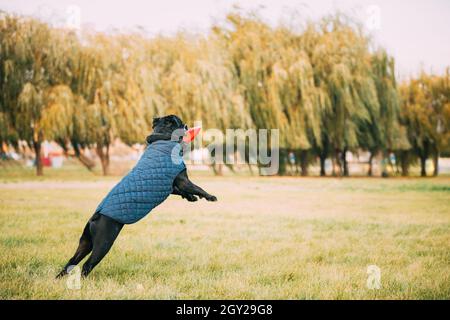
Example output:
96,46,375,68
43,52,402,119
57,115,217,278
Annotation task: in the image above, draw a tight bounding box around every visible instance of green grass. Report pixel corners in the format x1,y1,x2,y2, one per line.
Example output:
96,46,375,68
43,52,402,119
0,165,449,299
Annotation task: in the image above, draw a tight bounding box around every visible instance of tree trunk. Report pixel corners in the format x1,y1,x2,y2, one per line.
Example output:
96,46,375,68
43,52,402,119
300,150,308,176
78,149,96,171
400,151,409,177
380,151,388,177
72,140,96,171
96,143,110,176
291,151,299,175
420,155,427,177
420,141,431,177
342,148,349,177
319,153,326,177
225,163,235,173
211,164,223,176
367,151,374,177
33,139,44,176
278,149,287,176
247,163,254,176
433,150,439,176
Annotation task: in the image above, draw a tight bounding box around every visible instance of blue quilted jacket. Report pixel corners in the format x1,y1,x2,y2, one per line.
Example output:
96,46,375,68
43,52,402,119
96,140,186,224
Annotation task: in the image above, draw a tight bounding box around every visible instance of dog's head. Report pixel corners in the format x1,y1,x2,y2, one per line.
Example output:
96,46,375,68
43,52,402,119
146,115,187,144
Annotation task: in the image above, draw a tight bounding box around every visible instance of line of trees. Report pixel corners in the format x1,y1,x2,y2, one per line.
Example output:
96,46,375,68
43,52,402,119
0,11,449,176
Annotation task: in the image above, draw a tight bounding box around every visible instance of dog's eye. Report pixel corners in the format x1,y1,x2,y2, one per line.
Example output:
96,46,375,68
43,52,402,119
184,124,188,131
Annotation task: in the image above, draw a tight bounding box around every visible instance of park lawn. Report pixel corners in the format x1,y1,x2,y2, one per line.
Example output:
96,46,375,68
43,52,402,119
0,167,449,299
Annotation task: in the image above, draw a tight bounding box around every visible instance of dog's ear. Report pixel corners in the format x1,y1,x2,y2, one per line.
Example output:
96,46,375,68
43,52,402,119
168,115,183,128
152,117,161,128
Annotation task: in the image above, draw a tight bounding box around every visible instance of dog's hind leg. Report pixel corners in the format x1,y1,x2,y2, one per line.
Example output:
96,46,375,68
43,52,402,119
81,214,123,277
56,221,93,278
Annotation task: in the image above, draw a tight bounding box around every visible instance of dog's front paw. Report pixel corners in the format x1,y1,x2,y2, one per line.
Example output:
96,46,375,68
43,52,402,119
206,195,217,202
187,195,198,202
183,194,198,202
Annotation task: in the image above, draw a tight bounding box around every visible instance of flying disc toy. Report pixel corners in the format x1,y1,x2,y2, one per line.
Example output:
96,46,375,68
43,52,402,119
183,126,201,143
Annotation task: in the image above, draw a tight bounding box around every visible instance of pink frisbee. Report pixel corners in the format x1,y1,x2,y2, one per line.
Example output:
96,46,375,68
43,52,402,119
183,126,201,143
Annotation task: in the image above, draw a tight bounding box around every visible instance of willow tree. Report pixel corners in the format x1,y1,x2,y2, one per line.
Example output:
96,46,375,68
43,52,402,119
301,15,379,176
0,14,24,156
125,35,171,137
145,33,248,173
268,38,325,176
401,71,450,176
429,69,450,175
217,13,324,175
364,50,409,176
0,16,18,150
191,36,253,173
109,35,151,145
0,111,18,155
6,10,443,180
65,33,151,175
0,15,74,175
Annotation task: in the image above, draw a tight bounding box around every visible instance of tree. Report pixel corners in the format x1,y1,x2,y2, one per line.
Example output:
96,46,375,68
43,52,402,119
400,71,450,176
219,13,326,175
302,15,378,176
1,16,73,175
364,50,409,176
3,10,447,179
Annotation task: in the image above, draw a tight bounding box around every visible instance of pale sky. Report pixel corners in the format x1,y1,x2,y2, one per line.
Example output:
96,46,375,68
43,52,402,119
1,0,449,79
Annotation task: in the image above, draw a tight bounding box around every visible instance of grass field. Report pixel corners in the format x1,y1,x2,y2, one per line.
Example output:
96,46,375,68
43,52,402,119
0,165,449,299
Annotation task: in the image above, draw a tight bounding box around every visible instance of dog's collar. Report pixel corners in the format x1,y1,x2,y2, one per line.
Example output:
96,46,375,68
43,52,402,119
146,132,185,145
146,133,172,145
